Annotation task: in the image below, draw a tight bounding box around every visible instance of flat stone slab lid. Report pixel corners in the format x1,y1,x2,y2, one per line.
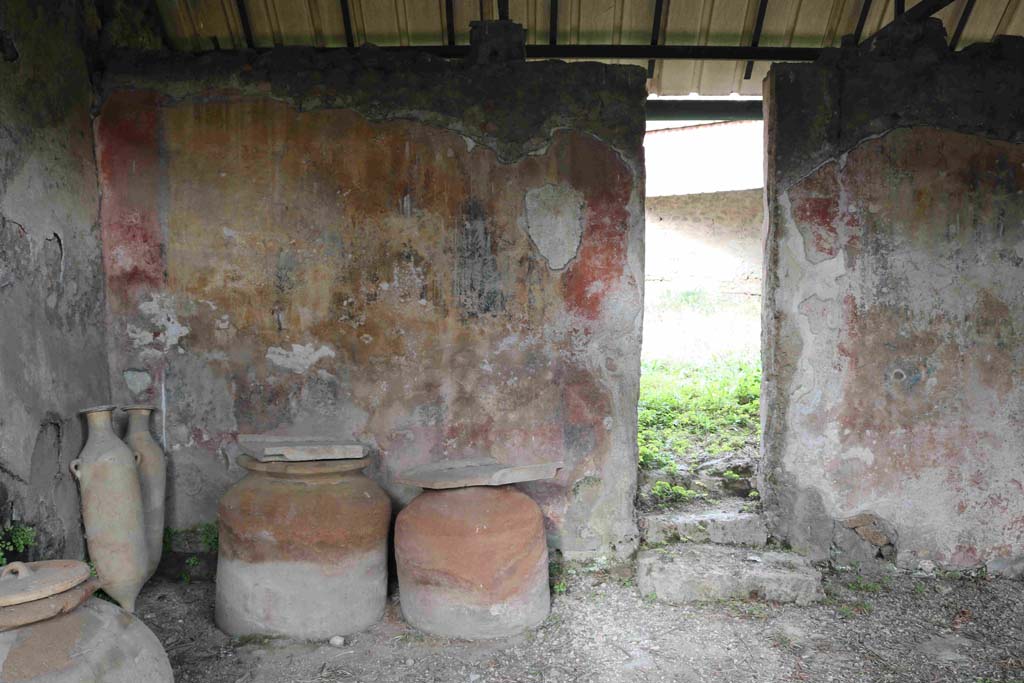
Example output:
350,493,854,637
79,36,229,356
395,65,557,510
0,561,91,607
396,458,562,489
237,435,367,462
237,453,370,475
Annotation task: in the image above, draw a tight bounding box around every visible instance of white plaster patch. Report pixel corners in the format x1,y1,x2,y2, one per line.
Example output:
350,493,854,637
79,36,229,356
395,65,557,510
126,323,154,347
138,294,191,351
266,343,336,373
123,368,152,395
523,184,585,270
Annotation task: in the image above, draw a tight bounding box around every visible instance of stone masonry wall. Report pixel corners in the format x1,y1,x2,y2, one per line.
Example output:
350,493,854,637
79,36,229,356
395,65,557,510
762,22,1024,575
96,50,647,559
0,0,110,558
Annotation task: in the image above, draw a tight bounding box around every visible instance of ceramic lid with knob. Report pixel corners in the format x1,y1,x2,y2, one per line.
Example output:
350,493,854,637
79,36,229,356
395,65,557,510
0,560,91,607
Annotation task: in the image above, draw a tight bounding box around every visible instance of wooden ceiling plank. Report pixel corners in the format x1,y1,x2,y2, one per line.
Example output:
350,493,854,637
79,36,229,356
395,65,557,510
700,0,755,95
403,0,445,46
793,0,840,47
452,0,478,44
353,0,401,46
1002,0,1024,37
930,0,967,41
311,0,345,46
960,0,1011,44
995,0,1023,33
155,0,195,51
820,0,853,46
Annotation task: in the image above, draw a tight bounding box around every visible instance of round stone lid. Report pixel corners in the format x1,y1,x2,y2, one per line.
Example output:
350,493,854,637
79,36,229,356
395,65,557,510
0,560,91,607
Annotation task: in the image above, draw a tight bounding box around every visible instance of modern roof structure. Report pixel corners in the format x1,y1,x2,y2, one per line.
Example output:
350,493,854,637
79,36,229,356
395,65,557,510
155,0,1023,95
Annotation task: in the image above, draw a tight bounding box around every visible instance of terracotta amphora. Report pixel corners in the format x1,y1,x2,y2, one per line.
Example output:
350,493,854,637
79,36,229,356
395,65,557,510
71,405,148,612
124,406,166,580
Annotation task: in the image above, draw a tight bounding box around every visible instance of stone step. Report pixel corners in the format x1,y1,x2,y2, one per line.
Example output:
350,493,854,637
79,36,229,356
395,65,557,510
640,508,768,547
637,543,824,605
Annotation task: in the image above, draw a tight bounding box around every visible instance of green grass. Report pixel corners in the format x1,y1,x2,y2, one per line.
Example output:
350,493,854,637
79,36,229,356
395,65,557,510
656,289,760,316
638,356,761,471
0,524,36,566
650,481,703,506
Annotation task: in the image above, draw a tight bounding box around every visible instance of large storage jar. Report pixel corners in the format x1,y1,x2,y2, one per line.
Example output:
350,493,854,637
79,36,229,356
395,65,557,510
395,485,550,639
216,455,391,639
0,561,172,682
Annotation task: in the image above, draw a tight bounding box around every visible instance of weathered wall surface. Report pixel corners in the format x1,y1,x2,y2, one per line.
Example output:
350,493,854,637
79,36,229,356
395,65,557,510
762,24,1024,575
0,1,110,558
97,51,646,558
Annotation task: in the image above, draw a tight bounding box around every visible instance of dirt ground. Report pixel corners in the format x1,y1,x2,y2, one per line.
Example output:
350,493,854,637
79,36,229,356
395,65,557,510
137,562,1024,683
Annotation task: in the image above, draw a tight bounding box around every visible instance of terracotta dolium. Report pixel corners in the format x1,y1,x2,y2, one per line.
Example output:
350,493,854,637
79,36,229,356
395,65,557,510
217,456,391,639
71,406,148,612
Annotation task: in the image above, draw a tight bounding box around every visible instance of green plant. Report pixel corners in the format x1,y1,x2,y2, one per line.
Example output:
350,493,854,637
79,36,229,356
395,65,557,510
163,528,177,554
914,582,927,595
181,555,201,584
637,357,761,472
650,481,701,506
847,576,882,593
748,490,760,499
837,605,855,619
0,524,36,566
198,522,219,553
552,581,567,595
722,469,741,481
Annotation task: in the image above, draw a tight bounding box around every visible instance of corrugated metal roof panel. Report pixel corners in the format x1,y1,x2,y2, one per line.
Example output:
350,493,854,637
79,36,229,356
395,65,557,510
154,0,1024,96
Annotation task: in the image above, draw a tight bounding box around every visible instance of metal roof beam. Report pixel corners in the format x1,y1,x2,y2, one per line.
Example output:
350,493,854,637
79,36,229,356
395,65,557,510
340,0,355,48
853,0,873,43
744,0,771,80
646,99,764,121
375,44,821,60
648,0,665,78
950,0,976,50
862,0,955,45
549,0,558,45
903,0,957,22
236,0,254,48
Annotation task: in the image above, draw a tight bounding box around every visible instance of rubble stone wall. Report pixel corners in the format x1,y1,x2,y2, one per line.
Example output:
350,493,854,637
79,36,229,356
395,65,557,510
762,24,1024,575
96,50,647,558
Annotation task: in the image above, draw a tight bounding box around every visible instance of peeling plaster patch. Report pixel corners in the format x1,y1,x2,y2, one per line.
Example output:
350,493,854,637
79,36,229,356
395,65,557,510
123,368,153,394
266,343,336,373
126,324,154,347
138,294,190,351
524,184,585,270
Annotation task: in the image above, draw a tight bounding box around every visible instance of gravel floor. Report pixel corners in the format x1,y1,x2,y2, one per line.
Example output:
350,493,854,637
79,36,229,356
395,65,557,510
137,562,1024,683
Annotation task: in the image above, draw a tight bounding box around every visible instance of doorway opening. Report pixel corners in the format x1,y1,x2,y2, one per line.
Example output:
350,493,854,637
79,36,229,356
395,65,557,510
637,114,764,515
